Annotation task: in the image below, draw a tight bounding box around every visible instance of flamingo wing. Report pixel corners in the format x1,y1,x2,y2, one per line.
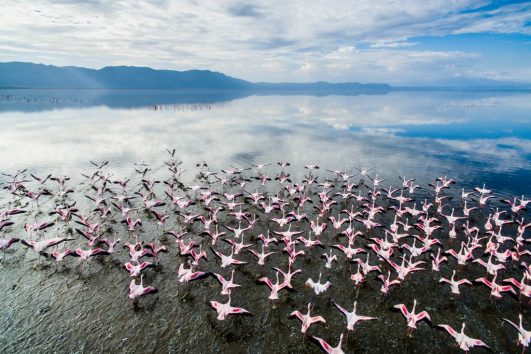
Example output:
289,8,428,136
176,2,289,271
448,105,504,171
210,301,222,311
229,306,251,315
231,258,247,265
259,277,273,289
290,310,304,322
475,277,492,287
213,273,226,285
333,302,348,316
502,318,519,331
466,337,489,348
210,247,223,259
457,279,472,286
189,271,207,280
394,304,410,318
312,336,333,354
358,316,378,322
438,324,458,338
125,262,135,272
142,286,157,295
499,285,516,294
417,311,431,322
309,315,326,325
439,277,450,284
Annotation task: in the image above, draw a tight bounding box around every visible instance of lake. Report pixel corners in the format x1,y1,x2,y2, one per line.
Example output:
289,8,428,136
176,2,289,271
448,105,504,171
0,89,529,354
0,89,530,196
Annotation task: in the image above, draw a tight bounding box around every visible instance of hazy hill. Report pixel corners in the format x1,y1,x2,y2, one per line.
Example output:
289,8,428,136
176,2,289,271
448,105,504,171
0,62,390,92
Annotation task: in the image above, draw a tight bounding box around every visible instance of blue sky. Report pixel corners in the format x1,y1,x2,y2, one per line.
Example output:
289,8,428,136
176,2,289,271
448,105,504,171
0,0,530,84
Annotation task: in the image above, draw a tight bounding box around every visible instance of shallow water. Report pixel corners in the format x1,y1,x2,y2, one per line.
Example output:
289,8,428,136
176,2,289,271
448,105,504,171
0,89,530,196
0,90,529,354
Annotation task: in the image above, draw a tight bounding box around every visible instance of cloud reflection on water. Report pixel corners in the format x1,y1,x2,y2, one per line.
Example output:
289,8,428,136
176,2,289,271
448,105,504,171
0,91,529,196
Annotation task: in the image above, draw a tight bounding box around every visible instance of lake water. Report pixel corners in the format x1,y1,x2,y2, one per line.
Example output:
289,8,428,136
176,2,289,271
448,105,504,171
0,89,530,196
0,89,529,354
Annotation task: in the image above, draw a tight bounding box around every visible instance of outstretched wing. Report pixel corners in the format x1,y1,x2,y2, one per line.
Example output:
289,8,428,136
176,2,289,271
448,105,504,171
393,304,410,318
465,337,489,349
333,302,348,316
312,336,333,354
259,277,273,289
210,301,222,311
499,285,516,294
213,272,226,285
475,277,492,287
438,324,457,338
229,306,251,315
309,315,326,325
417,311,431,322
189,271,207,281
290,310,304,322
501,318,519,331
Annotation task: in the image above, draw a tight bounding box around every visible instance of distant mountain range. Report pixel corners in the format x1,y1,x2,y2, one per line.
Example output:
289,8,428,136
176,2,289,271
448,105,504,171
0,62,390,92
1,62,529,92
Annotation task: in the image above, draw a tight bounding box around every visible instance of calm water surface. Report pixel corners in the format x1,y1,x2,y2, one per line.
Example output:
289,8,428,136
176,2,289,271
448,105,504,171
0,90,529,196
0,90,529,354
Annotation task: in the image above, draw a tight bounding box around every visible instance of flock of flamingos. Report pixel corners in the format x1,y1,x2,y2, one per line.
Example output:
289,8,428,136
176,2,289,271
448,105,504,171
0,150,529,353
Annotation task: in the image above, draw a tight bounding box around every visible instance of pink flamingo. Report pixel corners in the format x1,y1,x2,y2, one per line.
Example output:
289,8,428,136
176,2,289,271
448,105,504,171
290,303,326,333
438,322,489,352
502,314,530,353
312,333,345,354
305,272,331,295
393,299,431,334
248,245,275,266
475,273,516,299
213,269,241,295
334,300,378,330
211,246,247,268
177,262,207,283
259,271,287,300
210,294,251,320
439,270,472,294
378,271,401,294
124,261,152,277
129,274,157,299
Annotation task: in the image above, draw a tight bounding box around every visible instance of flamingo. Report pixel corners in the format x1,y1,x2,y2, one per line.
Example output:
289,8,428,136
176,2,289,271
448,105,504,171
213,269,241,295
312,333,345,354
439,270,472,294
475,273,516,299
0,236,19,251
502,314,530,353
438,323,489,352
305,272,331,295
503,274,531,298
21,237,73,253
290,303,326,333
259,271,287,300
210,294,251,320
129,274,157,299
393,299,431,334
334,300,378,330
322,250,338,269
211,246,247,268
177,263,207,283
247,245,275,266
124,261,152,277
378,271,401,294
272,264,301,289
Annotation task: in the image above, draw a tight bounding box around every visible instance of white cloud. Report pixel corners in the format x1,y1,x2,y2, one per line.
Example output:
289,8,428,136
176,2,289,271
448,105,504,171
0,0,530,83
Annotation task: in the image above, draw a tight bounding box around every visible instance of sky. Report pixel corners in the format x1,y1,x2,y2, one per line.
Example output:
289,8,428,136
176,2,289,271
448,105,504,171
0,0,530,85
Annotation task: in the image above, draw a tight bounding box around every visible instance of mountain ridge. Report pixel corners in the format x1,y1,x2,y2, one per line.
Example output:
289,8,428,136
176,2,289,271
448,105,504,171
0,62,390,91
